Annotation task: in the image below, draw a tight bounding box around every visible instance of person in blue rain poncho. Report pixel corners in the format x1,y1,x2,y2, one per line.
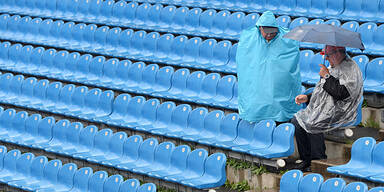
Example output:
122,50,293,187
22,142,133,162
236,11,301,122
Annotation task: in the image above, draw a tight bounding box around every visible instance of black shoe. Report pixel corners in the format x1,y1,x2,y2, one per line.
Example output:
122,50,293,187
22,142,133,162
294,161,311,172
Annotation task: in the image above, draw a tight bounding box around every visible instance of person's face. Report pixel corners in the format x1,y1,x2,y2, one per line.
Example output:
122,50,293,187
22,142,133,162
259,27,278,41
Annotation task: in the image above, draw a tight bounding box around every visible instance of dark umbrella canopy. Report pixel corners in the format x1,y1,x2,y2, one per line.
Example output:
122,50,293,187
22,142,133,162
283,24,365,50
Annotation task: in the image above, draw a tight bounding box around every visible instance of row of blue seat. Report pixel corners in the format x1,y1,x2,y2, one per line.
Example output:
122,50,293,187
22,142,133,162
327,137,384,183
0,14,238,74
0,108,227,189
123,0,384,23
0,73,296,159
0,146,155,192
1,0,384,23
300,50,384,93
281,169,384,192
0,42,238,109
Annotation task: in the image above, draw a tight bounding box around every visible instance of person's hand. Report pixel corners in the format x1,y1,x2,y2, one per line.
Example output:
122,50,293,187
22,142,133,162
319,64,330,78
295,95,308,105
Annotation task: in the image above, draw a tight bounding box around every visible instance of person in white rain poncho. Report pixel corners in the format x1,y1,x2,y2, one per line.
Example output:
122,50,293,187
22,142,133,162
292,45,363,172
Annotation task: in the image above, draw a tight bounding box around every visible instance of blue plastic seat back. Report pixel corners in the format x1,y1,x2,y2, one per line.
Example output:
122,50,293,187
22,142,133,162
186,149,208,177
118,29,133,53
103,174,123,192
168,145,191,171
348,137,376,167
3,149,20,172
218,113,239,140
185,8,202,31
252,119,276,146
64,52,80,73
106,27,121,49
365,58,384,87
170,104,191,128
154,66,174,91
30,156,48,180
78,0,91,16
33,79,50,101
168,68,190,94
289,17,309,30
29,47,44,68
236,120,256,144
341,21,360,32
53,50,69,71
226,43,237,71
52,119,70,143
0,73,13,94
112,1,127,20
8,74,24,95
111,94,131,117
0,14,10,32
115,60,131,82
198,39,216,65
154,142,175,167
135,3,151,25
280,170,303,192
200,73,220,98
58,163,77,188
358,22,377,50
0,146,7,169
7,15,21,34
43,159,62,184
342,0,362,18
215,75,236,101
125,2,138,23
24,114,42,137
0,109,16,131
41,49,57,70
309,0,327,16
325,19,341,26
138,138,159,163
169,35,187,60
343,182,368,192
156,34,174,59
143,32,160,55
319,178,346,192
73,167,93,191
102,58,119,80
138,183,156,192
126,96,146,119
77,54,92,76
109,132,127,156
139,99,159,123
211,10,230,34
78,125,98,148
37,116,55,141
94,26,110,48
123,135,143,161
0,42,10,63
276,16,291,29
204,153,226,183
119,179,140,192
127,62,145,86
61,22,75,42
326,0,344,17
58,84,75,106
225,12,245,36
18,45,33,66
352,55,369,80
56,0,68,14
295,0,311,15
11,111,28,133
66,122,83,146
373,24,384,51
308,19,325,25
93,129,113,152
183,37,202,63
154,101,176,126
99,0,114,20
98,90,114,115
49,20,64,41
130,31,147,54
83,24,97,45
147,4,162,26
242,13,259,30
71,86,88,108
299,50,314,77
212,40,231,66
69,23,83,42
66,0,79,16
46,82,62,103
203,110,224,136
186,107,207,133
171,6,188,29
141,64,159,88
159,5,176,28
89,171,108,192
298,173,324,192
369,187,384,192
8,43,22,64
185,71,206,97
199,9,216,33
29,18,43,39
89,56,105,78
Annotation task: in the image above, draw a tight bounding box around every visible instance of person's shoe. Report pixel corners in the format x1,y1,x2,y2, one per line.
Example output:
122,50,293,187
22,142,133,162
294,161,311,172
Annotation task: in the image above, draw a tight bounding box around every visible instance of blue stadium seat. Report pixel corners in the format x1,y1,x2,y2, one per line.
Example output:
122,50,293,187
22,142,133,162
327,137,376,174
347,141,384,179
341,21,359,32
355,22,376,54
5,43,22,71
232,120,276,153
15,113,41,145
0,73,13,98
182,71,205,102
309,0,327,17
105,27,122,55
130,99,159,129
154,33,174,62
139,101,175,131
82,24,97,51
39,163,78,192
0,14,10,37
133,142,175,174
0,149,20,180
98,0,114,23
26,47,44,75
340,0,362,20
158,5,176,30
138,183,156,192
280,170,303,192
170,7,188,31
53,84,75,113
134,3,151,27
98,94,130,125
69,167,93,192
369,187,384,192
111,59,131,88
165,148,208,182
141,32,160,59
46,121,82,154
28,117,55,148
111,1,127,24
40,119,70,150
100,58,119,87
118,179,140,192
211,40,231,70
211,10,230,36
67,86,88,116
73,54,92,83
183,37,202,66
117,138,159,171
211,75,236,107
242,13,259,30
298,50,314,84
364,58,384,93
117,95,145,126
298,173,324,192
0,150,29,183
24,159,62,191
14,45,33,72
103,174,123,192
46,20,63,45
117,29,133,56
50,50,69,77
93,90,114,119
370,24,384,55
64,0,79,20
39,49,57,76
90,131,126,165
17,16,31,41
198,9,216,35
307,52,328,85
104,135,143,167
60,52,80,80
156,68,189,98
168,35,187,63
151,104,191,135
0,109,16,138
295,0,311,16
88,171,108,192
77,88,102,118
0,42,10,65
184,110,223,142
8,155,47,189
62,125,98,157
76,0,91,20
122,2,138,26
58,21,75,47
276,15,291,28
182,153,226,189
352,55,369,80
185,8,202,33
149,66,173,94
86,56,105,84
200,113,239,146
343,182,368,192
3,111,28,143
73,128,113,160
289,17,309,30
129,30,147,58
324,0,344,18
56,0,69,18
44,82,62,110
28,79,49,108
250,123,295,158
3,74,23,104
225,43,237,73
197,73,221,103
196,39,216,67
6,15,21,40
324,19,341,26
224,12,245,38
93,26,110,52
319,178,346,192
123,62,144,91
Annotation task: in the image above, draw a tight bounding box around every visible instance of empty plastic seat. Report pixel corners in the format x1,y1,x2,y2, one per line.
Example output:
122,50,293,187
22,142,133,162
327,137,376,174
167,35,187,63
105,27,122,54
242,13,259,30
141,32,160,59
157,5,176,30
212,75,236,107
319,178,346,192
73,128,113,160
340,0,363,20
170,7,188,31
342,182,368,192
211,40,231,69
289,17,309,30
352,55,369,80
182,37,202,66
69,167,93,192
24,159,62,191
39,163,78,192
211,10,230,36
98,93,130,125
138,183,156,192
185,8,202,33
295,0,311,16
196,39,216,67
133,142,175,174
298,173,324,192
139,101,175,131
76,88,102,118
98,0,114,23
341,21,359,32
134,3,151,27
89,131,127,165
86,56,105,84
198,9,216,35
88,171,108,192
369,187,384,192
276,15,291,28
280,170,303,192
224,12,245,38
118,179,140,192
363,58,384,93
151,104,191,135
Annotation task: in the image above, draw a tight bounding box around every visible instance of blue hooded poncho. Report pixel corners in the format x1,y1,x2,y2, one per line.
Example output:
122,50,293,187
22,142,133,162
236,11,301,122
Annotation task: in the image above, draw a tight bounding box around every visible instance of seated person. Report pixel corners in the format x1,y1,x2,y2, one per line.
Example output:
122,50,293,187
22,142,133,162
292,45,363,171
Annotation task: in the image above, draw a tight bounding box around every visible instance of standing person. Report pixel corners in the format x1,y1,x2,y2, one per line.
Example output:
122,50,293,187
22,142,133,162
236,11,302,123
293,45,363,171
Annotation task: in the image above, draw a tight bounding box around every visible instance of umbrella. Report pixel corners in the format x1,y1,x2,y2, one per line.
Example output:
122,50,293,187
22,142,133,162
283,24,365,50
